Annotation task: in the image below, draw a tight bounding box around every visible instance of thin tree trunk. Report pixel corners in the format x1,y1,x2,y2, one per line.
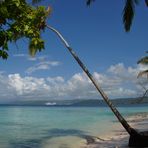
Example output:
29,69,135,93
46,24,137,135
138,89,148,102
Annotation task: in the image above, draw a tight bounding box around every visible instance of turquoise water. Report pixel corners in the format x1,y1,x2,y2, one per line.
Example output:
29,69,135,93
0,106,147,148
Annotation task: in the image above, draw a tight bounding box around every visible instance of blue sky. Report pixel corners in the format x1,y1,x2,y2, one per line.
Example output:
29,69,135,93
0,0,148,102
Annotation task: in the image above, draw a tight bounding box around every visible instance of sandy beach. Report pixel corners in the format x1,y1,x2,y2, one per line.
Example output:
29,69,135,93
87,112,148,148
40,109,148,148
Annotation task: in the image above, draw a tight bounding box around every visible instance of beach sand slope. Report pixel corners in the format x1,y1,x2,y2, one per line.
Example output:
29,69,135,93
87,113,148,148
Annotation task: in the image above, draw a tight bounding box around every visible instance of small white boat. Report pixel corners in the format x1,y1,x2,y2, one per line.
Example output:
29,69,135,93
45,102,56,106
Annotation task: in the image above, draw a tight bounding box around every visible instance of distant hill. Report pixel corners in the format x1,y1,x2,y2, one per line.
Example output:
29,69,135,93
0,97,148,107
70,97,148,107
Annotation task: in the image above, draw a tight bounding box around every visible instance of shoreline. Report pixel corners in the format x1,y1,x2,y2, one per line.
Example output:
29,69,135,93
41,110,148,148
86,112,148,148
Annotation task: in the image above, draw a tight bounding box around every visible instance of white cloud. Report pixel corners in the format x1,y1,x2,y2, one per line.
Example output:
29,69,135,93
27,55,48,61
106,63,148,96
0,74,16,101
47,76,65,84
13,54,27,57
26,61,60,74
8,73,50,98
13,54,49,62
27,57,37,61
0,63,147,102
26,55,61,74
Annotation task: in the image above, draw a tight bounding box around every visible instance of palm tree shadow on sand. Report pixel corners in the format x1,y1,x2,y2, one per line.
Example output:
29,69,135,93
46,128,98,144
10,128,98,148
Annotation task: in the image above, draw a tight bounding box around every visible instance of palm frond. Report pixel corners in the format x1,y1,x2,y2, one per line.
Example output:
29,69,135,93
145,0,148,6
123,0,135,32
137,56,148,65
86,0,95,6
137,70,148,78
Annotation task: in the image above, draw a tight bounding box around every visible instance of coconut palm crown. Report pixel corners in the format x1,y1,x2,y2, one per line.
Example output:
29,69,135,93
137,52,148,78
137,55,148,65
87,0,148,32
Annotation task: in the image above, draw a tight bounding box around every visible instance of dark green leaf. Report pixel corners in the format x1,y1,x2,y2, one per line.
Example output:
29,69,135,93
86,0,95,6
0,50,8,59
137,56,148,65
145,0,148,6
123,0,135,32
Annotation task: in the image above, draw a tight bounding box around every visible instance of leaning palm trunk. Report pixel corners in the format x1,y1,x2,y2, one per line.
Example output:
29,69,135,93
46,24,148,147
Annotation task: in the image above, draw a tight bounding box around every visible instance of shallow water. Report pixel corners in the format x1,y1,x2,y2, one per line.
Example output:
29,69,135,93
0,106,147,148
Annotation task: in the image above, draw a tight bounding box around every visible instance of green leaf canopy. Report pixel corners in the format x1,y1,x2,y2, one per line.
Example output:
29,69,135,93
0,0,51,59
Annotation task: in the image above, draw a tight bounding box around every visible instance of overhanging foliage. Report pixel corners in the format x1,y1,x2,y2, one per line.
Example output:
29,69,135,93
0,0,51,59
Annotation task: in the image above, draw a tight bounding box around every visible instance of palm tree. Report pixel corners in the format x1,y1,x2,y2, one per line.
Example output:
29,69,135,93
31,1,148,146
87,0,148,32
45,25,148,147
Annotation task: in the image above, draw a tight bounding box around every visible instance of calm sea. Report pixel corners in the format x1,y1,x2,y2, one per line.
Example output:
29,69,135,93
0,106,147,148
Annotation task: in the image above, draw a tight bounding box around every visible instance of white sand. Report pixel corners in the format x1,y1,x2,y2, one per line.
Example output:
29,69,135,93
41,136,87,148
87,112,148,148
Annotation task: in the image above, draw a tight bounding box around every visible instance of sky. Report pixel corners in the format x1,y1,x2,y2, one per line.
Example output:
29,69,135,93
0,0,148,103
